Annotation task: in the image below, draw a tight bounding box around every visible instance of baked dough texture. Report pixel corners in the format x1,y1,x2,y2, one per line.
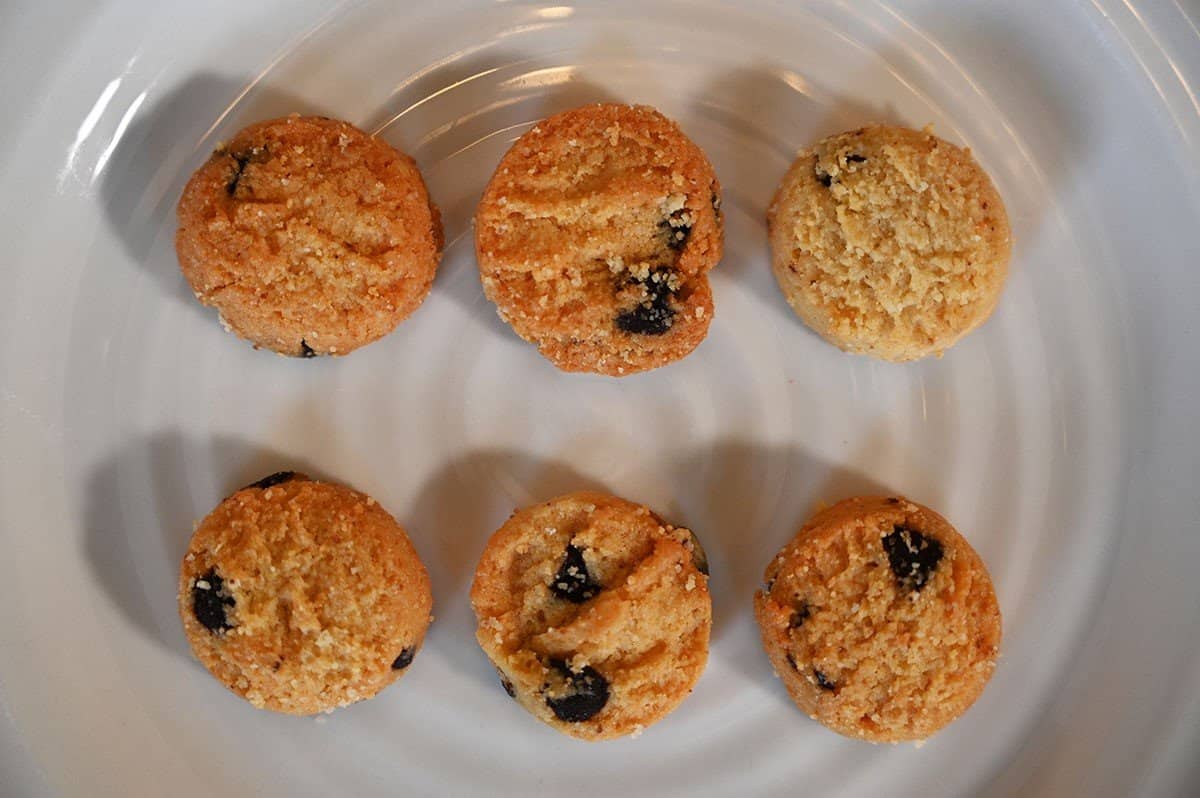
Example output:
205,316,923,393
754,495,1001,742
176,115,443,357
178,472,433,714
767,125,1010,361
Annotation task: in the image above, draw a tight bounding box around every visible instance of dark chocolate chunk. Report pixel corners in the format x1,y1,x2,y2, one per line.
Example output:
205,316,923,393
391,647,415,670
814,669,836,691
244,471,297,491
886,497,901,505
615,269,675,336
814,156,833,187
845,153,868,164
299,340,317,358
550,544,602,603
789,603,811,628
499,673,516,698
882,525,944,592
192,568,235,633
616,300,673,335
785,653,799,671
545,660,609,722
659,207,693,251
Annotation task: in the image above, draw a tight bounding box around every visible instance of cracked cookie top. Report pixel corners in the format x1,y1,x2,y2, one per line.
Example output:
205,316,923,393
470,490,711,739
474,103,723,376
754,495,1001,742
178,472,433,715
175,115,442,357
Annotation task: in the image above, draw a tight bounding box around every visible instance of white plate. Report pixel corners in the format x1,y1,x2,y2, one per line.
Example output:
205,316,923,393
2,1,1198,795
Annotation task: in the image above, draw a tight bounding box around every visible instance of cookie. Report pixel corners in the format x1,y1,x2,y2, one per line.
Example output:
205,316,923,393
470,491,711,739
753,495,1001,742
176,115,443,357
475,103,723,376
178,471,433,714
767,124,1010,361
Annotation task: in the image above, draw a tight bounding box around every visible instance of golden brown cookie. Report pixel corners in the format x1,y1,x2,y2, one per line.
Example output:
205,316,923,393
754,495,1001,742
178,471,433,715
475,103,723,376
767,125,1010,361
176,115,443,357
470,491,711,740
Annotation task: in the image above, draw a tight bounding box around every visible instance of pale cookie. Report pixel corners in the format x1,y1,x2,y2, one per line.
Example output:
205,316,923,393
470,491,711,739
176,115,443,357
767,125,1010,361
178,471,433,714
475,103,723,375
754,495,1001,742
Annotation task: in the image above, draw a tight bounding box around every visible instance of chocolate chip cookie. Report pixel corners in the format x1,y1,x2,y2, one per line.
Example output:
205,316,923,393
178,471,433,714
767,124,1010,361
475,103,723,375
470,491,711,739
176,115,443,356
754,495,1001,742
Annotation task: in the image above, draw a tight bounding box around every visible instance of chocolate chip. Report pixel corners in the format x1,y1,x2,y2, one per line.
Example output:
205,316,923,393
660,208,692,251
299,340,317,358
882,525,944,592
391,647,415,670
192,568,235,633
544,660,609,722
550,544,602,603
682,528,709,576
814,156,833,187
615,269,675,336
814,669,836,691
499,673,516,698
789,603,811,628
616,299,673,335
886,497,901,505
710,190,722,215
785,653,799,671
244,471,297,491
845,153,868,164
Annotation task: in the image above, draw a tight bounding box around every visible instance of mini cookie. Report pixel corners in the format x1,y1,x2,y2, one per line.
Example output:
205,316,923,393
470,491,711,739
754,496,1001,742
475,103,723,376
176,115,443,357
767,125,1010,361
178,471,433,714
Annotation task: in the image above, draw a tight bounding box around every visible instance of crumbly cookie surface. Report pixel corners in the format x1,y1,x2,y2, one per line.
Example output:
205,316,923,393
178,472,433,714
475,103,723,375
470,491,711,739
767,125,1010,361
176,115,443,357
754,495,1001,742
